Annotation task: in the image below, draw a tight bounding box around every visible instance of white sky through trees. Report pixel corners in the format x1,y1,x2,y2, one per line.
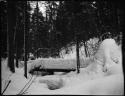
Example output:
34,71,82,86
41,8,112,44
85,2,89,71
30,1,46,17
29,1,59,17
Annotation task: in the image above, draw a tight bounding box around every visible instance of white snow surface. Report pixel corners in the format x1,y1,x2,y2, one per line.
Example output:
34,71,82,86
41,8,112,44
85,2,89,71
1,39,124,95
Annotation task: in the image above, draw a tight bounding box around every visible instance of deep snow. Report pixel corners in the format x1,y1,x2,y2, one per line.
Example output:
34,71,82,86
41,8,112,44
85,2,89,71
1,38,124,95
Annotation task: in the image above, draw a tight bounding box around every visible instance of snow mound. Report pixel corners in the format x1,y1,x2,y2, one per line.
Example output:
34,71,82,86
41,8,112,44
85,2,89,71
39,77,64,90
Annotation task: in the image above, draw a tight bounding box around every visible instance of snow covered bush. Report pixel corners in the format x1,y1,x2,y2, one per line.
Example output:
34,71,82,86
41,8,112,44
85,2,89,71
87,38,100,56
94,39,122,72
79,38,123,76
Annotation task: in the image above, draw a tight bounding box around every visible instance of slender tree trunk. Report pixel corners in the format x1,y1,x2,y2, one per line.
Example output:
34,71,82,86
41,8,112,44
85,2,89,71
85,41,90,57
15,27,20,68
7,1,16,73
76,35,80,73
15,8,19,68
83,41,88,57
16,46,19,68
15,26,19,68
24,1,27,78
36,1,38,58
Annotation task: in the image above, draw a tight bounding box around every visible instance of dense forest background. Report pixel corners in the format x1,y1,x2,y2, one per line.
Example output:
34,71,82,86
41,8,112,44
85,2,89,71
1,1,124,68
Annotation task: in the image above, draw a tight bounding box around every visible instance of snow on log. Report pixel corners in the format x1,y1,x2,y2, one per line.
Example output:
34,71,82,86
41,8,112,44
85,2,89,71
27,58,89,73
27,59,76,73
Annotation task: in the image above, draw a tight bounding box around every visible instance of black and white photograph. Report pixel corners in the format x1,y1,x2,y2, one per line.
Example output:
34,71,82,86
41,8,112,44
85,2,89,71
1,0,124,95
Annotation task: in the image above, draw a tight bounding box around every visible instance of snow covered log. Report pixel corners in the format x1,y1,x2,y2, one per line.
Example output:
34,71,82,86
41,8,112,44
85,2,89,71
27,57,92,73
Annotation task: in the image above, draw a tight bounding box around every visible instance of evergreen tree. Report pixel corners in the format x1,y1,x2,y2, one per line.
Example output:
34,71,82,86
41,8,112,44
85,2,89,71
30,2,49,58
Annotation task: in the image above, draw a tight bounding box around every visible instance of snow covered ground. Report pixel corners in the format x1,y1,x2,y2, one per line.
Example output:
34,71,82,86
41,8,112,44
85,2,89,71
1,39,124,95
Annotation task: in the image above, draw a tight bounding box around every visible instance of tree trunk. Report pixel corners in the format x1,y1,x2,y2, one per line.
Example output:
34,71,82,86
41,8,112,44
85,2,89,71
24,1,27,78
7,1,16,73
76,35,80,73
85,41,90,57
36,1,39,58
15,25,19,68
15,8,19,68
83,41,88,57
16,45,19,68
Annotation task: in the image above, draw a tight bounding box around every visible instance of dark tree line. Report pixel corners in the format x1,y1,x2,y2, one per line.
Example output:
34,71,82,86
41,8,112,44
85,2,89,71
1,1,7,58
1,1,31,76
1,1,124,73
